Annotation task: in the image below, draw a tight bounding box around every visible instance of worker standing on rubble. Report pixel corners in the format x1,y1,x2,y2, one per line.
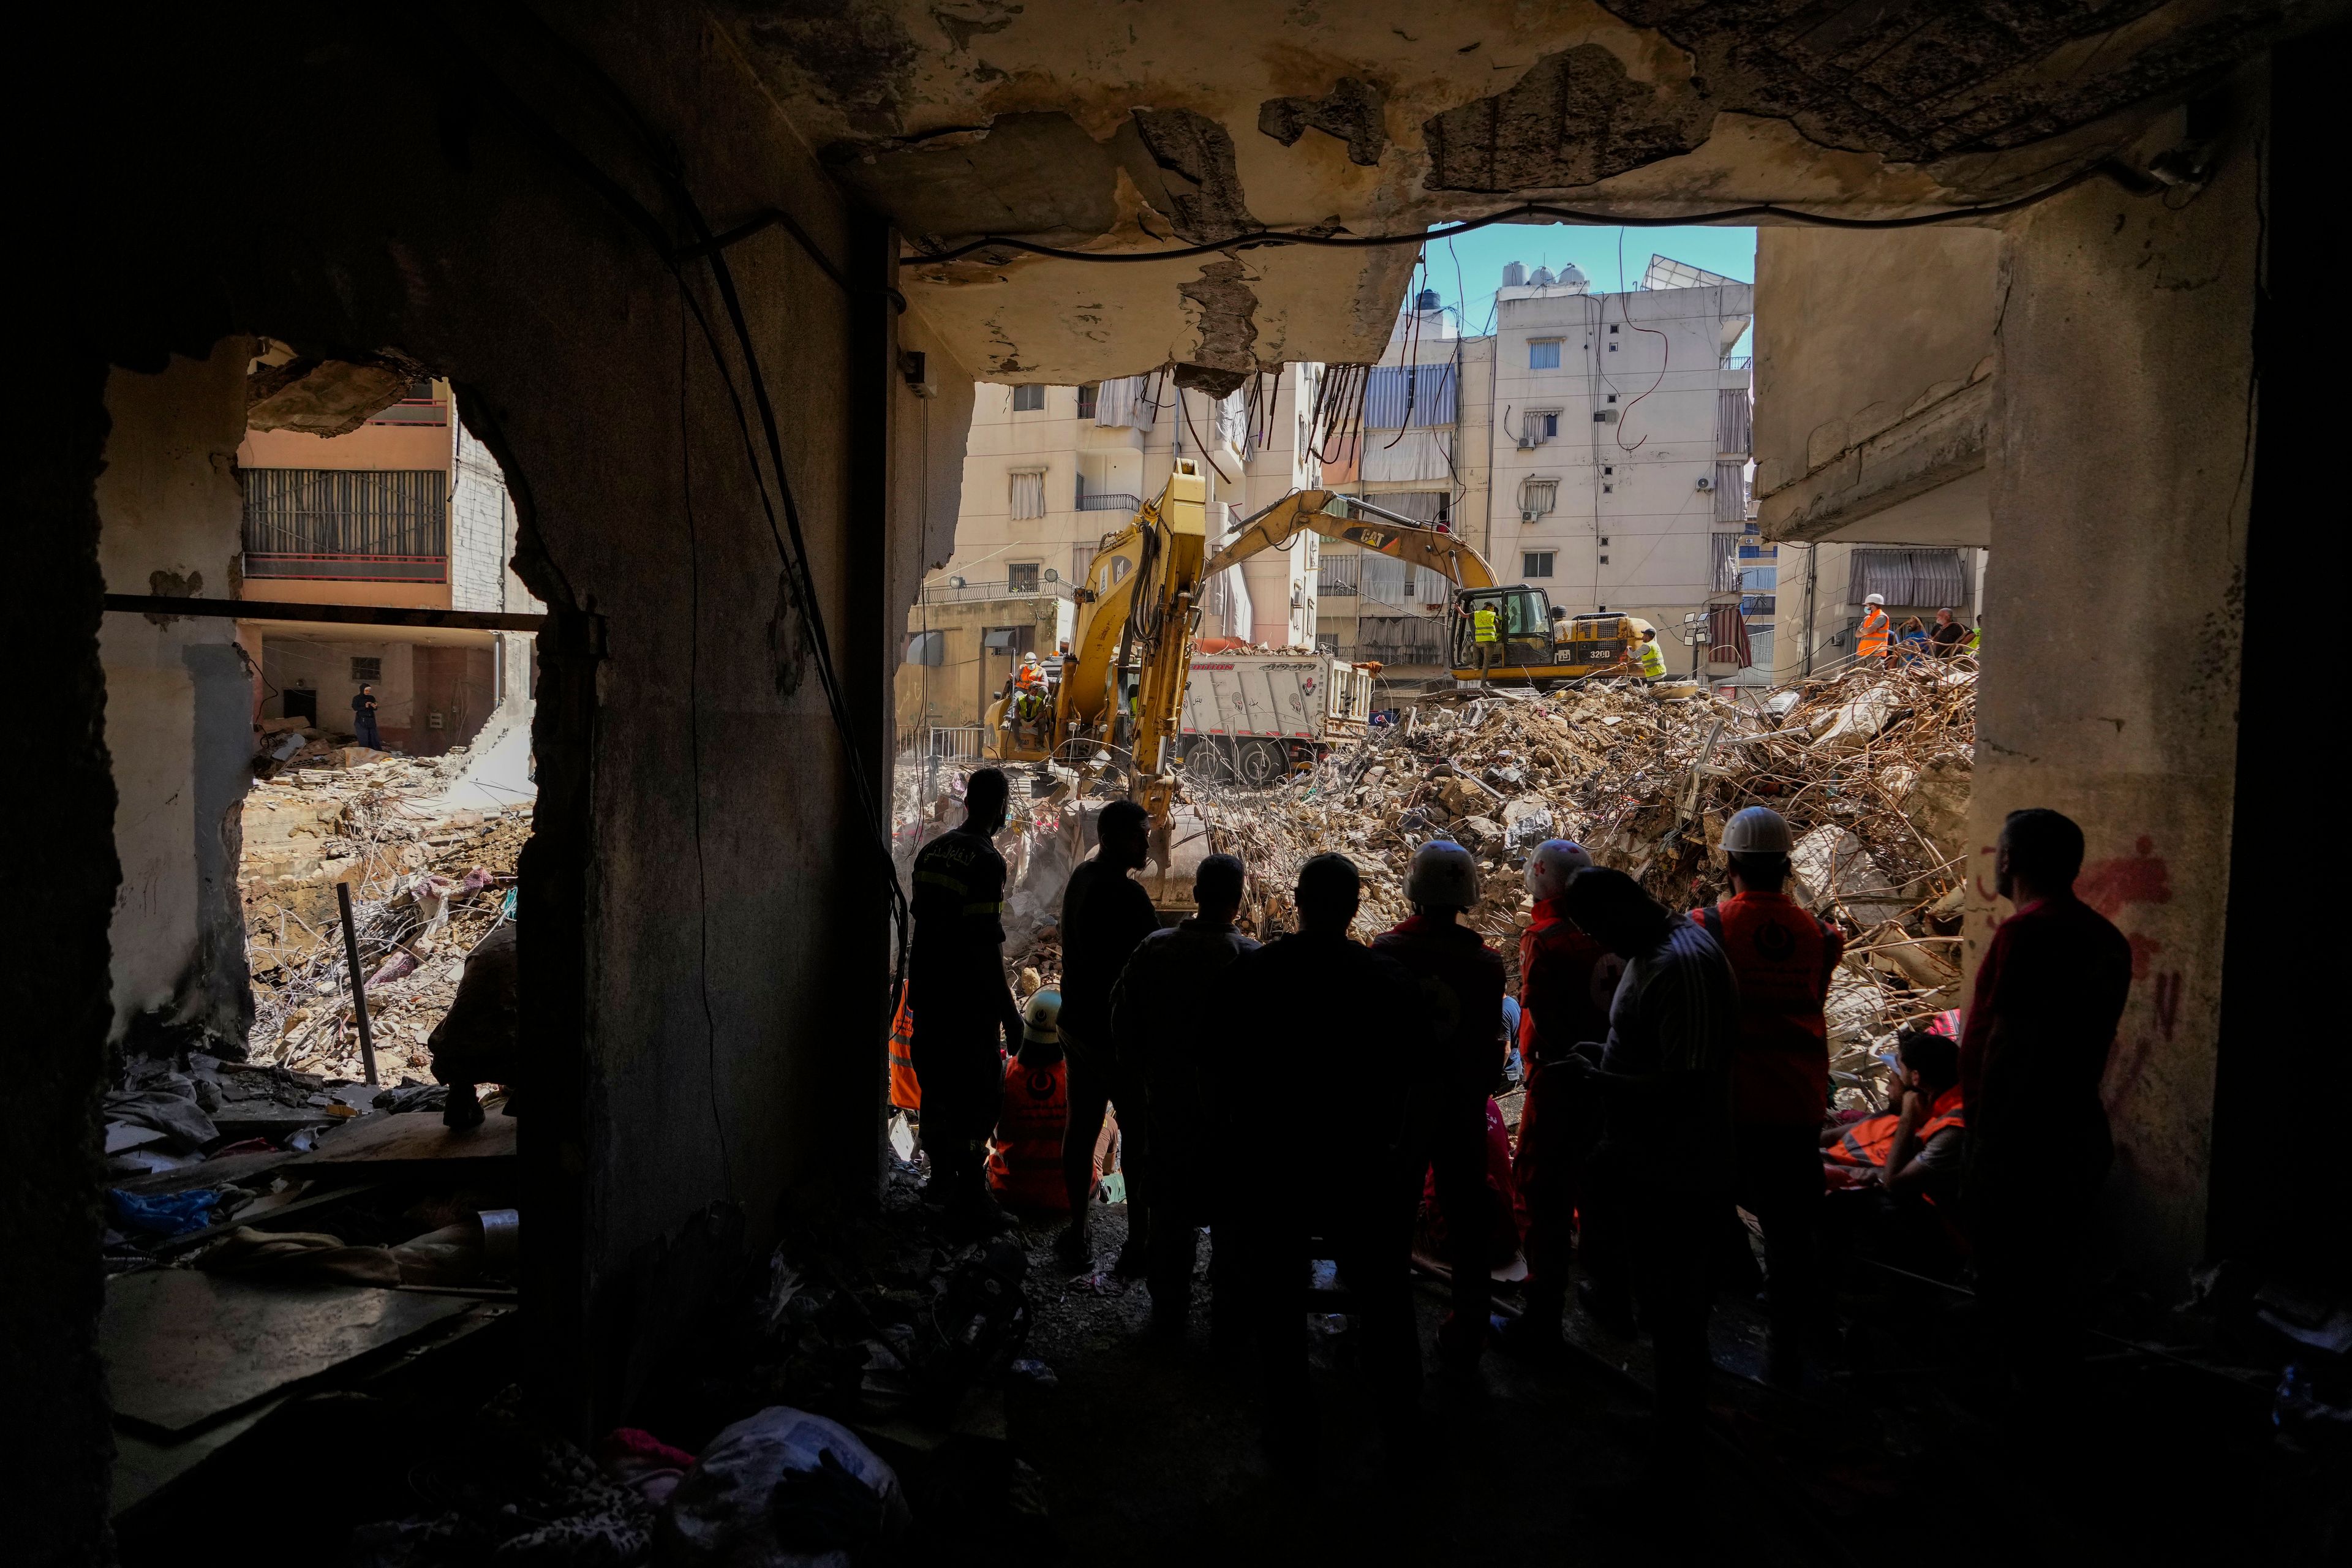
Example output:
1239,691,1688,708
1856,593,1892,663
1693,806,1844,1384
1371,840,1507,1370
1222,853,1423,1477
1055,799,1164,1273
1550,866,1740,1444
907,768,1024,1235
1961,807,2132,1395
1635,627,1667,682
987,991,1073,1212
1510,840,1624,1346
1110,853,1259,1339
352,682,382,749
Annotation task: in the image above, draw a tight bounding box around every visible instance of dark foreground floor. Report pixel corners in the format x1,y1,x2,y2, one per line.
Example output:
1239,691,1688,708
1003,1204,2346,1568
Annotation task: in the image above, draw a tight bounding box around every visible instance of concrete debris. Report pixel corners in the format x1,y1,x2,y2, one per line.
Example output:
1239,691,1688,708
1181,659,1977,1091
241,744,529,1083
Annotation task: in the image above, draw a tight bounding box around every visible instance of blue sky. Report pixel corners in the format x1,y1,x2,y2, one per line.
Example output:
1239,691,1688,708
1411,222,1757,347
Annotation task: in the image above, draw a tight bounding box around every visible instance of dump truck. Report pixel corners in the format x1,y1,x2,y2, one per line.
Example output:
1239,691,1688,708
1177,652,1375,785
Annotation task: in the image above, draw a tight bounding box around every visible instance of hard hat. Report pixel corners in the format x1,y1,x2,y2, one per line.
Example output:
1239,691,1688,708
1022,652,1039,665
1721,805,1793,856
1022,989,1061,1045
1864,592,1885,606
1406,840,1480,911
1523,839,1593,901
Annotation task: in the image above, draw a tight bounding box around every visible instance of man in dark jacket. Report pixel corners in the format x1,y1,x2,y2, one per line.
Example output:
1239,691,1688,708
352,683,382,749
1110,852,1259,1336
1222,853,1425,1476
1057,799,1163,1272
1550,867,1740,1441
1371,840,1507,1370
908,768,1023,1234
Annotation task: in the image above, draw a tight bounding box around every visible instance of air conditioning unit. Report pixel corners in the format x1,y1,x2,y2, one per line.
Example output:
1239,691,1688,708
1593,409,1619,424
1517,437,1538,450
1695,476,1715,491
1520,508,1540,523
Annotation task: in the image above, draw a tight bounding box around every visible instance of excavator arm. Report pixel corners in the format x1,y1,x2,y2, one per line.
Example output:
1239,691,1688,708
1204,489,1498,589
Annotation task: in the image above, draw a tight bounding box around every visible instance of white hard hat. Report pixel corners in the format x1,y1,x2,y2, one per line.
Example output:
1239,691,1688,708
1721,805,1793,856
1406,840,1480,911
1022,989,1061,1044
1022,652,1040,664
1864,592,1886,606
1523,839,1593,902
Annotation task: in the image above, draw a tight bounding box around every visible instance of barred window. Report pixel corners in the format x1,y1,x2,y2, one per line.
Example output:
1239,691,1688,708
242,469,448,557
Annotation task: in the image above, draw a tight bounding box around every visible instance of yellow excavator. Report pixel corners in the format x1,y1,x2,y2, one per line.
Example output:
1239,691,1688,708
982,469,1498,901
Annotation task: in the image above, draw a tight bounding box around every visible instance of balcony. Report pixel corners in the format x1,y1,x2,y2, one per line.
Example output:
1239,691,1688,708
366,396,450,426
1076,491,1142,513
244,552,447,582
919,576,1079,605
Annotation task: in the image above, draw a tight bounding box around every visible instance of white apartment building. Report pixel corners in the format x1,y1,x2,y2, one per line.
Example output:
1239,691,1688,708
1488,257,1756,673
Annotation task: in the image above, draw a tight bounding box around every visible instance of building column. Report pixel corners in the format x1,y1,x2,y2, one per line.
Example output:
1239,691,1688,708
1966,76,2262,1293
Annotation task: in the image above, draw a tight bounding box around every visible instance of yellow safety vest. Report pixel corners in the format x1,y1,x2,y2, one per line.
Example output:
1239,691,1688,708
1637,639,1665,679
1473,607,1499,645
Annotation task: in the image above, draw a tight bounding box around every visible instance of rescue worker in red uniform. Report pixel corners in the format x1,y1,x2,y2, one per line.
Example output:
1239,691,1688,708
907,768,1023,1235
1694,805,1844,1384
1507,840,1624,1347
989,990,1077,1211
1372,840,1507,1370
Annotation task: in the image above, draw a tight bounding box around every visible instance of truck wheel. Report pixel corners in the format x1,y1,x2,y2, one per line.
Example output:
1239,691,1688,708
1239,739,1280,786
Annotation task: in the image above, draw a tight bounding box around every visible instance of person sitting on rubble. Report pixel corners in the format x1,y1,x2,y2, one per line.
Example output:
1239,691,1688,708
987,990,1077,1212
1218,853,1425,1479
1823,1030,1968,1199
428,920,517,1129
1110,852,1260,1339
1371,840,1508,1371
1819,1029,1970,1275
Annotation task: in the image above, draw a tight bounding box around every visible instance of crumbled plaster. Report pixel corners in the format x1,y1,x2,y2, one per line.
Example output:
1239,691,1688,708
1259,75,1387,167
1129,108,1260,244
1422,43,1716,193
1174,260,1259,396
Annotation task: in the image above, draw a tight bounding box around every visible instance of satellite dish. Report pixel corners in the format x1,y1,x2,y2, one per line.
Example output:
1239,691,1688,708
949,575,967,588
1043,568,1059,582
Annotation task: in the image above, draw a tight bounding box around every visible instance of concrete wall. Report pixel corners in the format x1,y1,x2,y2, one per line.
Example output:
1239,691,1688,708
1965,84,2263,1294
18,13,978,1514
1754,227,1999,544
96,342,256,1047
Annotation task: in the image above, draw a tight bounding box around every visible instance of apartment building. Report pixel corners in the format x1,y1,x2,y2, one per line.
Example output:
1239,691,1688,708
236,370,538,754
898,365,1322,737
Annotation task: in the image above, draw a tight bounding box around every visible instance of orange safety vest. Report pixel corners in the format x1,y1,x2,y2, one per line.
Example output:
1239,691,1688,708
1694,896,1843,1127
988,1056,1075,1211
1016,662,1047,692
1825,1085,1966,1169
1856,606,1891,659
886,984,921,1112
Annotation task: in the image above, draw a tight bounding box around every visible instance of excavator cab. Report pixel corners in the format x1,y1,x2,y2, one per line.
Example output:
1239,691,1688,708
1451,586,1557,674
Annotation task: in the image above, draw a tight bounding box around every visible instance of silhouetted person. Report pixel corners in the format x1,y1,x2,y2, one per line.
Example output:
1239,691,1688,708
1550,866,1739,1447
1960,807,2131,1392
1110,853,1259,1337
907,768,1023,1235
1056,799,1163,1273
1221,853,1423,1479
1371,840,1506,1370
352,682,382,748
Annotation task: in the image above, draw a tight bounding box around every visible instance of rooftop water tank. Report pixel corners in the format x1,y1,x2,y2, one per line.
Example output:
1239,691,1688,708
1415,287,1441,312
1530,265,1556,287
1556,262,1590,293
1501,260,1527,288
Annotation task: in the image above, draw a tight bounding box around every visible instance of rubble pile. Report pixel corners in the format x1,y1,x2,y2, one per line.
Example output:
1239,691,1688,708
240,742,530,1080
1192,657,1980,1105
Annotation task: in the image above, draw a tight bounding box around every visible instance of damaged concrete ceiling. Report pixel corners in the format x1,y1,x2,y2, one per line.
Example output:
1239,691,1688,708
705,0,2315,383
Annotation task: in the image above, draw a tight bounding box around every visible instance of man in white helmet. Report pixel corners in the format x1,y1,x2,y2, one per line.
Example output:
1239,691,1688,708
1509,839,1630,1344
1371,840,1508,1368
1856,592,1892,662
1693,805,1844,1382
